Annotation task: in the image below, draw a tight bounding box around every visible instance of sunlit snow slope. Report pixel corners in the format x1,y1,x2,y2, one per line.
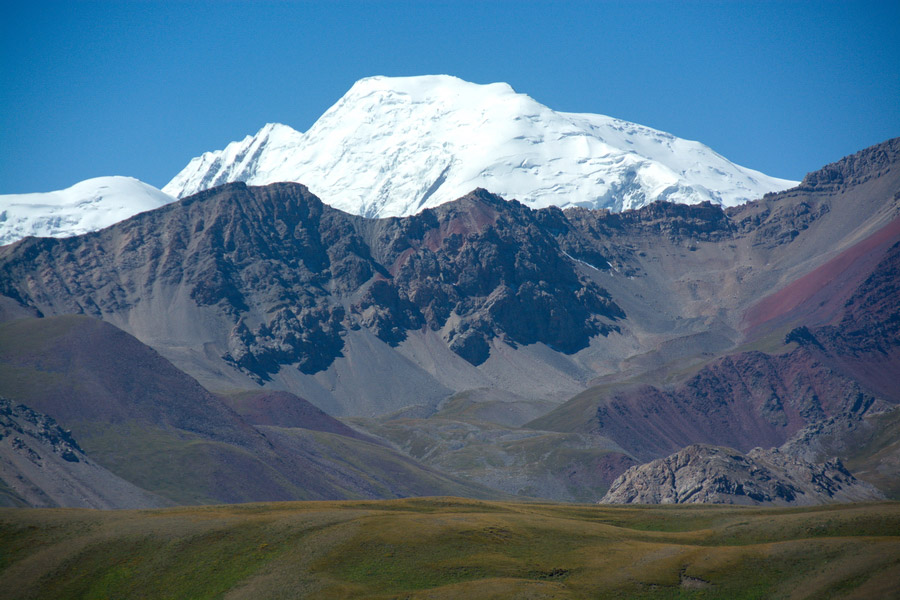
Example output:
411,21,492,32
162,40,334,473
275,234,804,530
0,177,174,246
164,75,797,217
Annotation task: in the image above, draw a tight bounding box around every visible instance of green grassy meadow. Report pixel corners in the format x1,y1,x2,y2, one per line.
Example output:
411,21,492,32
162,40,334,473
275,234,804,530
2,499,898,599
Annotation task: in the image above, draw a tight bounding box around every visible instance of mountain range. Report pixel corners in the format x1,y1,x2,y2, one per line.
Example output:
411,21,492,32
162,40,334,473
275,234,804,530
0,75,795,246
0,133,897,507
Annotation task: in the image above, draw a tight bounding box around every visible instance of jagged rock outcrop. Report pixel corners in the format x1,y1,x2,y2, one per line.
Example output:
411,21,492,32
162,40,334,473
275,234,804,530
0,185,623,384
795,137,900,192
381,190,624,363
600,444,884,505
0,139,896,421
778,406,900,499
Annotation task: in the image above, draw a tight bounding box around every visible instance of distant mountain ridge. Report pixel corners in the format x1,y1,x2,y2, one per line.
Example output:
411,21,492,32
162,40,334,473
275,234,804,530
164,75,796,216
0,138,896,505
0,75,796,247
0,138,895,422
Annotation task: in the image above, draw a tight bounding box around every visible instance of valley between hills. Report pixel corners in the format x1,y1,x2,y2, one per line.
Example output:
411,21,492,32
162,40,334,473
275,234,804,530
0,129,899,596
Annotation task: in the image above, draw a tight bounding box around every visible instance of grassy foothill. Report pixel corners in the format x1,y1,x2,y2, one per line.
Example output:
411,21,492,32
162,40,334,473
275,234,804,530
1,498,898,599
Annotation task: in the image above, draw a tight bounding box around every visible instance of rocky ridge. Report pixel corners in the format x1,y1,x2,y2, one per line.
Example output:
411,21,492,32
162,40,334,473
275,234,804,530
794,138,900,193
0,184,627,414
600,443,884,505
0,140,897,420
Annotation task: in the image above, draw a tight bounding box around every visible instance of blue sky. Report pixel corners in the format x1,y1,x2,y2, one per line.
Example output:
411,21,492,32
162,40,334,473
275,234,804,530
2,0,898,194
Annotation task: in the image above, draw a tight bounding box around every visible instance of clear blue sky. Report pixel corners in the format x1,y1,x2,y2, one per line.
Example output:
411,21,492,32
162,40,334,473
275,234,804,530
2,0,898,194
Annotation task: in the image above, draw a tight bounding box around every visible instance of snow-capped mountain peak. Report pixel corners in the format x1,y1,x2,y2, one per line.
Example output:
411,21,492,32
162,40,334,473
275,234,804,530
0,177,174,246
163,75,797,216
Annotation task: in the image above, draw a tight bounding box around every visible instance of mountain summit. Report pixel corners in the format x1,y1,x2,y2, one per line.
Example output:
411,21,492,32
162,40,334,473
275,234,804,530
0,177,174,246
163,75,797,216
0,75,797,247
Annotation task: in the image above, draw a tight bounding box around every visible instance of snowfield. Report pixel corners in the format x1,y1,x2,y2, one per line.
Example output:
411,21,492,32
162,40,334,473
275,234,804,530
0,177,174,246
164,75,797,217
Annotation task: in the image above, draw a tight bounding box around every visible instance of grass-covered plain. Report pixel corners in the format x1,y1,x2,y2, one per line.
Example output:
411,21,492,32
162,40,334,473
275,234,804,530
1,498,898,599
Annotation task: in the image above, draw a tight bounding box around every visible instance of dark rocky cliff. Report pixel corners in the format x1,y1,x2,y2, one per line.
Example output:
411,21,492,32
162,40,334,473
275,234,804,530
0,139,897,425
0,185,625,381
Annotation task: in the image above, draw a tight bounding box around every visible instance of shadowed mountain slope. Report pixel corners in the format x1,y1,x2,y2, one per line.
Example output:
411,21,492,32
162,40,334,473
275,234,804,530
0,398,171,509
0,315,503,506
219,390,373,441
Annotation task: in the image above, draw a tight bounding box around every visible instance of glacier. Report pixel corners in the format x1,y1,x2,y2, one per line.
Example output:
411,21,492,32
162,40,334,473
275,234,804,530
164,75,798,217
0,177,174,246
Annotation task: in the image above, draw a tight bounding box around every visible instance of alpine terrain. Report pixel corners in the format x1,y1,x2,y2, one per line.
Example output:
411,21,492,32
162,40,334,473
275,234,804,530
0,136,897,508
1,76,796,248
0,78,898,598
164,75,796,216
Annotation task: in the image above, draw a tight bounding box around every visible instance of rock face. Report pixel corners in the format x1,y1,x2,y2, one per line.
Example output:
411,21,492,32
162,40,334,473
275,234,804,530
0,398,168,508
600,444,884,506
0,139,896,422
576,346,887,463
0,183,630,414
0,186,622,376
